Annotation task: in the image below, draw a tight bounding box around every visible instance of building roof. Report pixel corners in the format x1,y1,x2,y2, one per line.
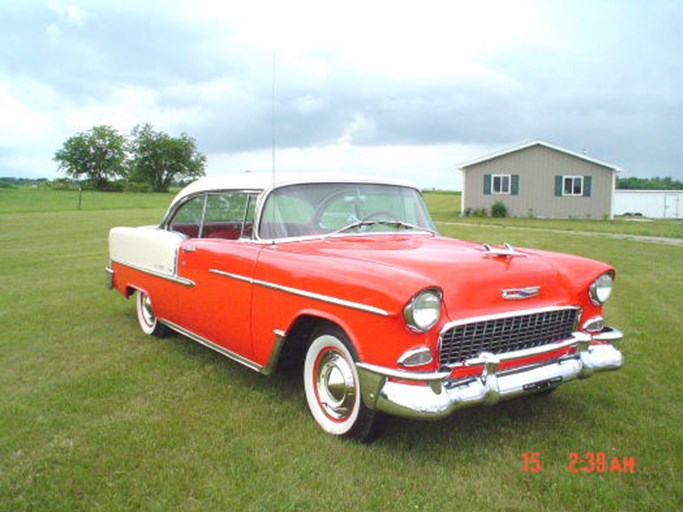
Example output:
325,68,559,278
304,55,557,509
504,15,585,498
459,140,621,172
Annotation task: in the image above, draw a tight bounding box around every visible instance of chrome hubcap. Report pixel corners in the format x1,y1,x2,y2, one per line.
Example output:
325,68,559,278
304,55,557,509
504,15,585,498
316,350,356,421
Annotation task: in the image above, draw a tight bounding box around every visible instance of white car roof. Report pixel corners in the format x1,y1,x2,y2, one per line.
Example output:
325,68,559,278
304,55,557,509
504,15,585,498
170,172,416,207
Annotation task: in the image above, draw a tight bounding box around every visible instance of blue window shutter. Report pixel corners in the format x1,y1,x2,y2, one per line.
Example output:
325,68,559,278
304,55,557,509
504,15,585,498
554,176,563,196
484,174,492,195
511,175,519,195
583,176,592,197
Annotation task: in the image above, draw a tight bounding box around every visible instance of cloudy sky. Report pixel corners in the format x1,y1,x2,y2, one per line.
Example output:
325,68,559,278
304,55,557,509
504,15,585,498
1,0,681,189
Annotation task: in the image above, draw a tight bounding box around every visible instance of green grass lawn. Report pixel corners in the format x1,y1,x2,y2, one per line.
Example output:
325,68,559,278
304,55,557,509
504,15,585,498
0,186,176,214
1,190,681,511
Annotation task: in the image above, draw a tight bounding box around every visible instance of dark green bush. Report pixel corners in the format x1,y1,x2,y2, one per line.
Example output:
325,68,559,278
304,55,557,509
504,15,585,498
46,178,81,191
491,201,508,218
122,181,154,193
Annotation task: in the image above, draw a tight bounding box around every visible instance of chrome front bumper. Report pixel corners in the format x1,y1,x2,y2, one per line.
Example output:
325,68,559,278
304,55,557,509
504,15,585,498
356,329,623,420
105,265,114,290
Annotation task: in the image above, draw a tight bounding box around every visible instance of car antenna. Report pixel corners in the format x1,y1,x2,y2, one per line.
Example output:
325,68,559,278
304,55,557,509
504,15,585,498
270,51,277,246
271,51,276,190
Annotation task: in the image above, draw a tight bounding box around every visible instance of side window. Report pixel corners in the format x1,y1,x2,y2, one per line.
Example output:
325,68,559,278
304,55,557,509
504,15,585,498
202,192,259,240
168,195,206,238
242,195,257,239
260,194,315,238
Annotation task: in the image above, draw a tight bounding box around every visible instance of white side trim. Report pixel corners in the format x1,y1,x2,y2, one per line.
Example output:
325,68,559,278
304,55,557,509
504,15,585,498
109,226,184,277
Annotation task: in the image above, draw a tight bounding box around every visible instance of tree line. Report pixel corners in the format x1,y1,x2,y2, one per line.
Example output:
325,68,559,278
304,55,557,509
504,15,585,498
53,124,206,192
616,176,683,190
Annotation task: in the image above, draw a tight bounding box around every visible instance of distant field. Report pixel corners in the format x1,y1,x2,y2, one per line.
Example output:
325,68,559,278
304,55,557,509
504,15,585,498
0,187,175,214
422,190,462,222
1,188,681,510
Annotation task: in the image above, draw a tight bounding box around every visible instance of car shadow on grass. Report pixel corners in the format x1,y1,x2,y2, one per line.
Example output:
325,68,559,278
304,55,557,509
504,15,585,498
380,392,596,447
132,327,608,450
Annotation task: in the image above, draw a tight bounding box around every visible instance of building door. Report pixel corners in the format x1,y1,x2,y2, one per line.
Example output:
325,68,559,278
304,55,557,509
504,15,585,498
664,195,680,219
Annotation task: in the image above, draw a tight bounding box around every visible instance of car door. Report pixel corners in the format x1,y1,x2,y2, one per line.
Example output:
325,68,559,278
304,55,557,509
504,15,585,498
175,191,261,360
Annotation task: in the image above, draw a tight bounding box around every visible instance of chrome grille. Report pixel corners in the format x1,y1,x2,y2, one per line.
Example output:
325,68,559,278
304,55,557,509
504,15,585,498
439,307,579,366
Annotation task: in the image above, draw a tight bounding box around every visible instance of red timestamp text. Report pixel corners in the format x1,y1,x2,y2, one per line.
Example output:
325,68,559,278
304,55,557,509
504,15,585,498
522,452,637,473
522,452,543,473
569,452,636,473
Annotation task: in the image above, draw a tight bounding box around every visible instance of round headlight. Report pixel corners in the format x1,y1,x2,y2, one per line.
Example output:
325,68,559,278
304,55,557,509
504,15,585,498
404,289,442,332
589,273,613,305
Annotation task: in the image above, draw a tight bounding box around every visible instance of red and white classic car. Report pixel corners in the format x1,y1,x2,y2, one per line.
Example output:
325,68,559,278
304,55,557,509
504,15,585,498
107,173,623,441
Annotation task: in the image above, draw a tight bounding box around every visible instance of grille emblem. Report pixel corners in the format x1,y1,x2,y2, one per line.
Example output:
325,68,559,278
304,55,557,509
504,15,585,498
502,286,541,300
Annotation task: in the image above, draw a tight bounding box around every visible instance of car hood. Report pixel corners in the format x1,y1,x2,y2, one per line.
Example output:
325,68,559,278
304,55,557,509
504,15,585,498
288,234,611,320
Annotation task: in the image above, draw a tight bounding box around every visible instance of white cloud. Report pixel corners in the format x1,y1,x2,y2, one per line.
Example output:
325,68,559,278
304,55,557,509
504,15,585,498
207,141,497,190
45,23,61,43
337,113,375,145
173,0,547,83
0,0,679,181
46,0,88,27
291,95,328,115
0,77,60,147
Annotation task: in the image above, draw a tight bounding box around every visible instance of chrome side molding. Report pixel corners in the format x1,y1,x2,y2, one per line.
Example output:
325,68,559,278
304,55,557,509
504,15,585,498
161,319,263,372
210,268,390,317
111,260,195,287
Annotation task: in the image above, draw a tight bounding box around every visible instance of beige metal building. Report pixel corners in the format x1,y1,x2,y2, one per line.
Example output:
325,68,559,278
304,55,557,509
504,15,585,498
460,140,620,219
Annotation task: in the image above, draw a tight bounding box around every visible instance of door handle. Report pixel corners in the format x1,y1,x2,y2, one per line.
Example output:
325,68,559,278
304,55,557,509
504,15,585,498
183,245,197,253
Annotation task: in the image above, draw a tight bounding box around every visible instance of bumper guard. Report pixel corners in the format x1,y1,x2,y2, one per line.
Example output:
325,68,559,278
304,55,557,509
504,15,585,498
356,329,623,420
105,265,114,290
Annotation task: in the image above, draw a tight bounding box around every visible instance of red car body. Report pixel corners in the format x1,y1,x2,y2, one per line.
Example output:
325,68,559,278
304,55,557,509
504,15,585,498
108,173,623,440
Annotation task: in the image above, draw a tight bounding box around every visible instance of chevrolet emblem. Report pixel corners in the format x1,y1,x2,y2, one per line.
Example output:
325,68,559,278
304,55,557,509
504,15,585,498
502,286,541,300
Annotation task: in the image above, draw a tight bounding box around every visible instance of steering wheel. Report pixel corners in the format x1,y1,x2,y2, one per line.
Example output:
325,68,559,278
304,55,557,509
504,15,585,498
362,211,400,222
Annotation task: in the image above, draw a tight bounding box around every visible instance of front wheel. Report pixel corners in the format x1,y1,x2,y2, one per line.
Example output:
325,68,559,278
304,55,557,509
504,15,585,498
135,290,170,337
303,325,384,442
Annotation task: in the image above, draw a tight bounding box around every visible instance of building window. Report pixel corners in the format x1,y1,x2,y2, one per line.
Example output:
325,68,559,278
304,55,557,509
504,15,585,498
492,174,511,194
563,176,584,196
485,174,519,195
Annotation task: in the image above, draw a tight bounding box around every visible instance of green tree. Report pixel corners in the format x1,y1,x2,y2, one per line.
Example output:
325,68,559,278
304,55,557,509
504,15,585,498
53,125,128,190
129,123,206,192
617,176,683,190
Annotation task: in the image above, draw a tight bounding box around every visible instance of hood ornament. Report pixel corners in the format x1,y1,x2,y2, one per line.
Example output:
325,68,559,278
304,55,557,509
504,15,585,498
502,286,541,300
483,242,526,258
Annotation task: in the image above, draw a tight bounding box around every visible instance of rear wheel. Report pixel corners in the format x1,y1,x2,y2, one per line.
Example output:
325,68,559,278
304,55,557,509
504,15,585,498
303,325,384,442
135,290,170,337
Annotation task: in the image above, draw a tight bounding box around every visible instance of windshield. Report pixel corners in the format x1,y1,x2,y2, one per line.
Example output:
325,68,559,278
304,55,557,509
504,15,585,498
259,182,436,239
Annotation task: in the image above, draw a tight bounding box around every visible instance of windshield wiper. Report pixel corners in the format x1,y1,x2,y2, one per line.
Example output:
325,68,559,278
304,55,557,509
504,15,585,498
325,220,435,238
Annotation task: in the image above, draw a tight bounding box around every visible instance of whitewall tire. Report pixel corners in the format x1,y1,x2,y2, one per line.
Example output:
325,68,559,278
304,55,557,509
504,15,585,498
135,290,169,337
303,325,384,441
